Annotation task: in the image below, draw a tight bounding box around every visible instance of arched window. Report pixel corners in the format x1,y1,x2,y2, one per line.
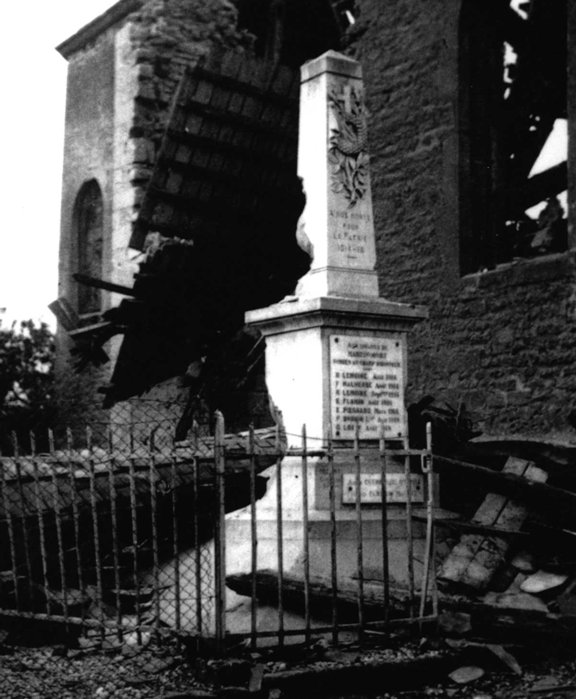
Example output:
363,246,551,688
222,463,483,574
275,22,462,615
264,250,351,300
459,0,567,274
74,180,103,314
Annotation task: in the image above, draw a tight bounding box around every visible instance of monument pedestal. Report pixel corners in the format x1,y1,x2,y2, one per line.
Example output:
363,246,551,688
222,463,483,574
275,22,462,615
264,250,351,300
227,295,427,588
246,295,426,447
226,452,431,592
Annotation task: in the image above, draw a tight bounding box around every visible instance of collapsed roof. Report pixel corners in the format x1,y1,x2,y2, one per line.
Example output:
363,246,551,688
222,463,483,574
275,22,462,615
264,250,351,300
90,51,310,406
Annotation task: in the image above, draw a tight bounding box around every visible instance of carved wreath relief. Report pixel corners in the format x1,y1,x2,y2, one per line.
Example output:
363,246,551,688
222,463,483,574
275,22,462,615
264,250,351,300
328,84,369,207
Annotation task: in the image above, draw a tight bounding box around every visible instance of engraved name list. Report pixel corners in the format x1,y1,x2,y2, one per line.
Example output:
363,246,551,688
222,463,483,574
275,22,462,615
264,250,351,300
330,334,406,439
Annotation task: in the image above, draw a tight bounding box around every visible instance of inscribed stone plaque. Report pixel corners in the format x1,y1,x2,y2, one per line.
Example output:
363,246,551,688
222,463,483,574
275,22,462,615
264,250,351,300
342,473,424,504
330,334,406,439
329,207,373,269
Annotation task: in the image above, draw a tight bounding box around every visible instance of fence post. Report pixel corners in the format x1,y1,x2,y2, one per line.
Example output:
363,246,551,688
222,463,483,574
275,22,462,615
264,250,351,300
12,433,33,608
214,411,227,650
419,422,437,621
379,424,390,622
327,422,338,646
30,432,51,617
354,423,364,639
301,424,311,644
192,421,203,636
404,438,415,618
275,422,285,647
148,430,161,641
0,449,20,611
249,423,258,650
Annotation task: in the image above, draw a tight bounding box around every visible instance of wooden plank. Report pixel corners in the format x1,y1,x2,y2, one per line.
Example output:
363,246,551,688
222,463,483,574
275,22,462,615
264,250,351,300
412,514,530,538
434,455,576,517
154,157,297,203
48,297,79,331
72,274,137,297
191,66,297,107
68,322,114,339
261,654,468,696
179,98,298,141
440,597,576,643
226,569,408,622
163,129,294,168
438,458,547,591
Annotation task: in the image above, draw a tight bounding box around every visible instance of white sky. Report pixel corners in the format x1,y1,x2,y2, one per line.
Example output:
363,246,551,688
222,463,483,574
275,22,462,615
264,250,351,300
0,2,568,327
0,1,118,327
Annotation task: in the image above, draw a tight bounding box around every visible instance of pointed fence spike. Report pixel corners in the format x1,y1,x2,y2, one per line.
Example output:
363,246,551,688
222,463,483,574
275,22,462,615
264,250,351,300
11,432,19,458
66,427,73,452
29,431,36,457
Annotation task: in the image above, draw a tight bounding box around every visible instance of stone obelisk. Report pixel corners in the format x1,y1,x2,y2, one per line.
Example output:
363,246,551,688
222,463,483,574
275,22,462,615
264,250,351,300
226,52,428,597
295,51,379,299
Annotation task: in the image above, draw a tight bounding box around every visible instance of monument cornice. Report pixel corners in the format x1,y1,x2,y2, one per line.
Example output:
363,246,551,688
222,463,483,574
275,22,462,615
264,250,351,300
301,50,363,84
246,295,428,337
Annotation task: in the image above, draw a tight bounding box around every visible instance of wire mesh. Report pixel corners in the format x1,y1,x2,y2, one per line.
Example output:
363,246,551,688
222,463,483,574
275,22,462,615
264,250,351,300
0,413,437,657
0,420,217,650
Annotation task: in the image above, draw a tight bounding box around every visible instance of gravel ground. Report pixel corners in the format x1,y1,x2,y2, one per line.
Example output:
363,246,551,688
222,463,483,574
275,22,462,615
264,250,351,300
325,649,576,699
2,635,576,698
0,641,205,698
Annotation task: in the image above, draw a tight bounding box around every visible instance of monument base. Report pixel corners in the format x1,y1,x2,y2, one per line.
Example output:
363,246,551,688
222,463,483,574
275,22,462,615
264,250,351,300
226,455,431,590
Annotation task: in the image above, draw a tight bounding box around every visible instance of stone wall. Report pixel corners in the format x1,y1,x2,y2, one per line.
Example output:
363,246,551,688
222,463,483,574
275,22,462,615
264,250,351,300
349,0,576,439
56,21,119,428
57,0,576,439
56,0,254,433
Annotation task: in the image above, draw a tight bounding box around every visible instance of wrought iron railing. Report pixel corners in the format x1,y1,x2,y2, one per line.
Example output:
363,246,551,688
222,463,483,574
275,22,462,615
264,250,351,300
0,415,436,651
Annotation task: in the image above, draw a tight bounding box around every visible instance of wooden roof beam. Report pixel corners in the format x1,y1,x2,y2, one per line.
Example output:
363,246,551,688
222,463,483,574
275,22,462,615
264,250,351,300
73,273,137,297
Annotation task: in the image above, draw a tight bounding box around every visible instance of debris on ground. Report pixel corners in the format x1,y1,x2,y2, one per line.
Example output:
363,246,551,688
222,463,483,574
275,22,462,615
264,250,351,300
405,399,576,648
0,639,200,698
0,638,576,699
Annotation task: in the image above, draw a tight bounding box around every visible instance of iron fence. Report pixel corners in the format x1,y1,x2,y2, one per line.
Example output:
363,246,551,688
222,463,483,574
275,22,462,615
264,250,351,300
220,420,438,649
0,414,437,652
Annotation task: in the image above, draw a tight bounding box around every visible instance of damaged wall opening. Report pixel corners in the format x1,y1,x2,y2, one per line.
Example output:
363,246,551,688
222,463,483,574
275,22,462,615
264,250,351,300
234,0,356,67
459,0,567,274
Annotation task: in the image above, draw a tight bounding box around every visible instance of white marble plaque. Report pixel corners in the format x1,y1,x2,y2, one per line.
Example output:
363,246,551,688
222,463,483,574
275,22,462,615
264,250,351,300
330,334,406,439
342,473,424,504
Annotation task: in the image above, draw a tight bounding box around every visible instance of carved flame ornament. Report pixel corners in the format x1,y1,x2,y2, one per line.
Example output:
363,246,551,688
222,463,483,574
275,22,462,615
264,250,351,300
328,84,369,207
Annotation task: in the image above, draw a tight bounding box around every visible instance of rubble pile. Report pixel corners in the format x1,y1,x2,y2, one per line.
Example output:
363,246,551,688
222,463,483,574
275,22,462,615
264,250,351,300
411,398,576,645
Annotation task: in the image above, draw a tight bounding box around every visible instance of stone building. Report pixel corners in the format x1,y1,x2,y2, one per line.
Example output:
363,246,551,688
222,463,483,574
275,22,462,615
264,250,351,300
55,0,574,441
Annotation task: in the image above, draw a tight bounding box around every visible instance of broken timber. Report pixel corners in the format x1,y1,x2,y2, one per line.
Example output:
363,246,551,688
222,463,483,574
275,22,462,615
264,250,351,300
260,653,470,697
433,455,576,524
439,597,576,644
226,569,409,622
438,457,547,591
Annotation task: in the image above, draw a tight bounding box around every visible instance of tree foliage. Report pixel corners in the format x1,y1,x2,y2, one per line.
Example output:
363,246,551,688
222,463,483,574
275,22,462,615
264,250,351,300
0,320,55,451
